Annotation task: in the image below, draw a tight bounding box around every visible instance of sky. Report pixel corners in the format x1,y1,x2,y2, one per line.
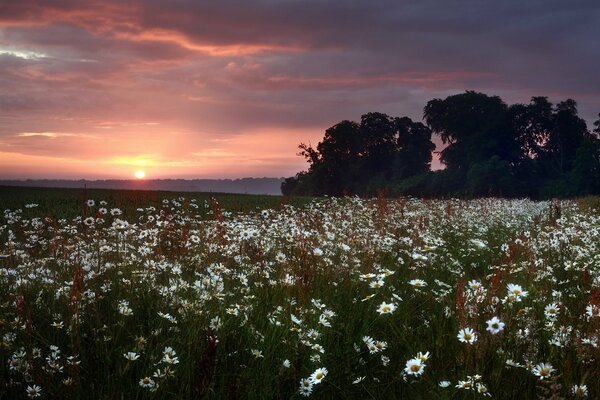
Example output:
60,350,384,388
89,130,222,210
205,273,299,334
1,0,599,179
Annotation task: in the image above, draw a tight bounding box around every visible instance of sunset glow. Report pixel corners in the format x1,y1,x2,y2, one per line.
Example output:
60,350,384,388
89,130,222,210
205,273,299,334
0,1,598,179
134,170,146,179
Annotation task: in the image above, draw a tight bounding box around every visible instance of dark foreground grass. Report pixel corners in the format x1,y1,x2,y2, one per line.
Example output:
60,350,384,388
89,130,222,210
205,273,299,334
0,185,313,220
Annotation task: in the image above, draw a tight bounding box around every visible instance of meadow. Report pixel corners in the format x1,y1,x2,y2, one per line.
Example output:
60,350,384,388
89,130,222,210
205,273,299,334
1,187,599,399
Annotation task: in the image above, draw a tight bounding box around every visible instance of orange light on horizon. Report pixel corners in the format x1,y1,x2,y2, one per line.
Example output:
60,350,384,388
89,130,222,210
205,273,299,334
134,170,146,179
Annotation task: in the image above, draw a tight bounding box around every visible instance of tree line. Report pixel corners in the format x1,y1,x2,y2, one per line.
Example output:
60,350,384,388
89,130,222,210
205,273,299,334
282,91,600,198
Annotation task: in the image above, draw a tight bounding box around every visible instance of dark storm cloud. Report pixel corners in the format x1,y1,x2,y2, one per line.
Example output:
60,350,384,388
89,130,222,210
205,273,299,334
0,0,599,177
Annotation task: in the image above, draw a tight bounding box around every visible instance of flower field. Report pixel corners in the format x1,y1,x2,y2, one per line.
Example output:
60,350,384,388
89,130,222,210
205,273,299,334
1,193,599,399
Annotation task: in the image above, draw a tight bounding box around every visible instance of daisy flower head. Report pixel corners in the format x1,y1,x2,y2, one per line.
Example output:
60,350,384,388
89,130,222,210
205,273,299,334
456,380,473,390
457,327,478,344
139,377,156,389
298,378,313,397
586,304,600,319
417,351,430,362
377,302,397,315
409,279,427,288
486,316,505,335
476,383,491,396
369,280,385,289
363,336,379,353
404,357,425,376
468,280,483,290
544,303,559,320
507,283,528,299
532,363,554,380
571,384,588,397
26,385,42,398
310,367,328,384
123,352,140,361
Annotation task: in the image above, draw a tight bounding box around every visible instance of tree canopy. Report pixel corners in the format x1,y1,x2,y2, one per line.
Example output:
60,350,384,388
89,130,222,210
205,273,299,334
282,91,600,198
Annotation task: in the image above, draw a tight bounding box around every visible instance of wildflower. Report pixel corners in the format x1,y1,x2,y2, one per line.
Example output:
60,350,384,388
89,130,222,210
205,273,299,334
507,283,528,298
161,347,179,364
363,336,379,353
209,316,222,330
476,383,491,396
409,279,427,287
369,280,384,289
586,304,600,319
306,329,320,340
283,359,291,368
123,352,140,361
404,357,425,376
352,376,366,384
456,380,473,390
84,217,95,226
457,327,478,344
485,316,505,335
299,378,313,396
51,320,64,329
110,208,122,216
571,384,588,397
26,385,42,398
361,294,376,302
468,280,483,290
470,239,487,248
311,343,325,353
438,381,451,388
118,300,133,316
139,376,156,389
251,349,264,359
377,302,397,315
532,363,554,380
86,199,95,207
310,367,328,384
417,351,430,362
544,303,559,320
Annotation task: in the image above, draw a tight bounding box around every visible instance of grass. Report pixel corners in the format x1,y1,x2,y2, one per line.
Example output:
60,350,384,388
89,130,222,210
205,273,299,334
1,190,599,399
0,185,313,220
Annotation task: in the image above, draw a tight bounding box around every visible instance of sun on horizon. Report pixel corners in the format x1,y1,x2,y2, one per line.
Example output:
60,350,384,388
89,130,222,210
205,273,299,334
134,170,146,179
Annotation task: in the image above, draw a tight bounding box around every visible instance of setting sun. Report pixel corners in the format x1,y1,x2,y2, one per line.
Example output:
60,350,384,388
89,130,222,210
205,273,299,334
134,170,146,179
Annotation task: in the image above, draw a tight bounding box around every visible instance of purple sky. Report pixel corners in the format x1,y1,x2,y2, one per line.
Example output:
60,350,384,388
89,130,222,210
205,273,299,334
1,0,599,179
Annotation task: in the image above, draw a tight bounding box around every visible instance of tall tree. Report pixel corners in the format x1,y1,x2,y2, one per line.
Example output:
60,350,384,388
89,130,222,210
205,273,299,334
424,91,520,171
393,117,435,179
288,114,434,196
542,99,589,175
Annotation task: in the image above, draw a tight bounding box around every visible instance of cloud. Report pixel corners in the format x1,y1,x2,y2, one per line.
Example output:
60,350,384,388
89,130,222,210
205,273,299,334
0,0,599,178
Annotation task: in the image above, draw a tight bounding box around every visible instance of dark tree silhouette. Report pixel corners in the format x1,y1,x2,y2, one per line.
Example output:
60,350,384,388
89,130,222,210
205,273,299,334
283,92,600,199
424,91,521,172
283,114,434,196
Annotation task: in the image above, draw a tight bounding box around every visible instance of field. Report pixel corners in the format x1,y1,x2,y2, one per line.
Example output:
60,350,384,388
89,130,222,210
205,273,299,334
1,187,600,399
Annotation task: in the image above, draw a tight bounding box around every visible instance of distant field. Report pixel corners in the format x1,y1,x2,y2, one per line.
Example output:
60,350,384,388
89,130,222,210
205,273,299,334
0,185,313,220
